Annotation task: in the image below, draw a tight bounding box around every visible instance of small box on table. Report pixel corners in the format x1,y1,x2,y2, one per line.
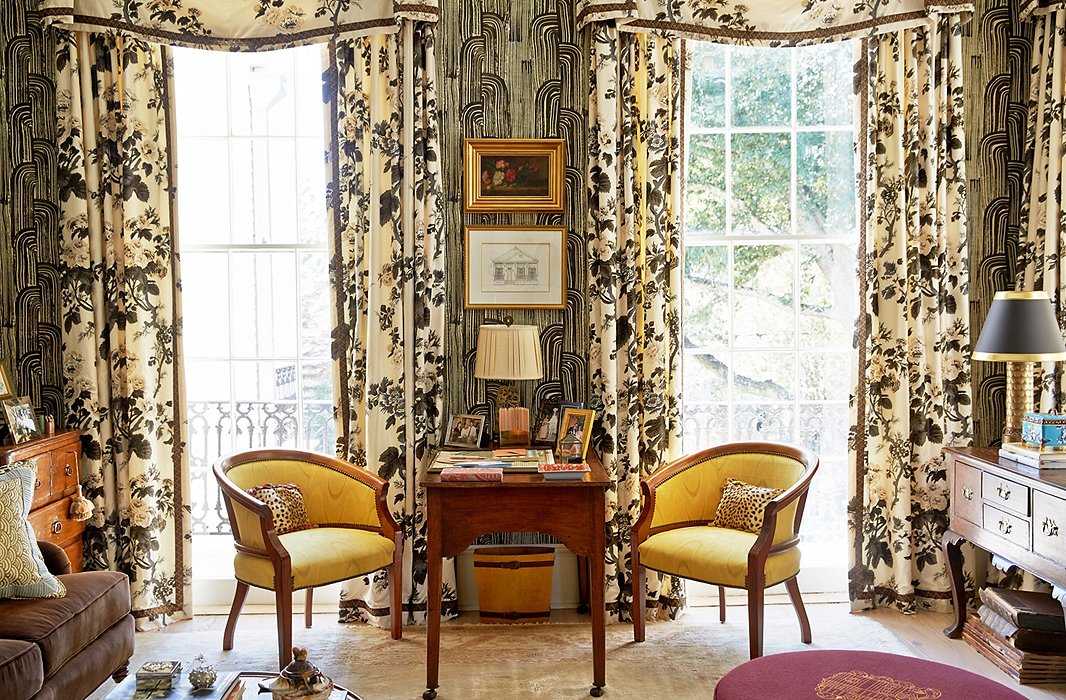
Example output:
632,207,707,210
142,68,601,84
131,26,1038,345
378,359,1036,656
1022,413,1066,451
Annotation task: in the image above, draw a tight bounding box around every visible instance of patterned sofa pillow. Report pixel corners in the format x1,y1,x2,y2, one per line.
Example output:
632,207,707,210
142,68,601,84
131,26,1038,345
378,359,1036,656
247,483,316,535
0,463,66,599
713,478,784,534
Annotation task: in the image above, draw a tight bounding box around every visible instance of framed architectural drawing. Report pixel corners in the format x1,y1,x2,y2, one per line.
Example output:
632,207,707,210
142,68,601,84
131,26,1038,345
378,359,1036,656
463,139,565,212
464,226,566,309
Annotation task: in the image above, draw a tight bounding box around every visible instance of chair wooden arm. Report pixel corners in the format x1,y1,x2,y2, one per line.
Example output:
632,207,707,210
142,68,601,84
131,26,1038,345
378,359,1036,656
213,462,285,561
748,455,820,564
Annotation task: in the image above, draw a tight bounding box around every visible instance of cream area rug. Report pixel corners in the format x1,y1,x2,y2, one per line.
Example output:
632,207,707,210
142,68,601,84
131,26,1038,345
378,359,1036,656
89,603,913,699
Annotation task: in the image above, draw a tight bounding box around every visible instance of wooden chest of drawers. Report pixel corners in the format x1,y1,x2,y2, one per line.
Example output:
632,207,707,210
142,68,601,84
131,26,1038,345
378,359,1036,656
943,447,1066,638
0,430,86,572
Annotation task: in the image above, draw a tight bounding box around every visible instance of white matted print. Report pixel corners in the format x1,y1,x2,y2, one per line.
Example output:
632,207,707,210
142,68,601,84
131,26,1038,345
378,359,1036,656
465,225,566,309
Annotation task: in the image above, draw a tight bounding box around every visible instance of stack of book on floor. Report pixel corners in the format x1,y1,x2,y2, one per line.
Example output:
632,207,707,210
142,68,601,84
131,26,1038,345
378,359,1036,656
998,442,1066,469
963,587,1066,684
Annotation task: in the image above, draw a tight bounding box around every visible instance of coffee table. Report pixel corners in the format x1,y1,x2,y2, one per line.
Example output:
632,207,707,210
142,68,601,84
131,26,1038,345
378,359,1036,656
106,671,362,699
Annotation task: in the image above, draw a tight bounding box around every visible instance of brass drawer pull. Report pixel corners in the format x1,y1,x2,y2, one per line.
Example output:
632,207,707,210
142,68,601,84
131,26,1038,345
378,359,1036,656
34,478,41,490
65,464,73,476
998,519,1013,535
962,487,974,500
50,518,63,535
1044,517,1060,537
997,485,1012,500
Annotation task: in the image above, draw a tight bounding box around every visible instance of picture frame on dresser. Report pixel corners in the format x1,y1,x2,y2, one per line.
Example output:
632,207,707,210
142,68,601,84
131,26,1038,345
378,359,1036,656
0,362,14,401
3,396,41,444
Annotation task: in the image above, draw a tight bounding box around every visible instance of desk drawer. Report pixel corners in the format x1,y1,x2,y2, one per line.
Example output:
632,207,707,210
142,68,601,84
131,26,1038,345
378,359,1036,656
953,463,982,525
27,455,51,508
983,472,1030,517
1033,490,1066,563
50,445,79,497
983,504,1031,550
27,496,86,550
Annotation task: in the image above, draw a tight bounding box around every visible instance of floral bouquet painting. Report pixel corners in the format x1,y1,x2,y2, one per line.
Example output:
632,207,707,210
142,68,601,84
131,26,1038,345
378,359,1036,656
464,139,565,212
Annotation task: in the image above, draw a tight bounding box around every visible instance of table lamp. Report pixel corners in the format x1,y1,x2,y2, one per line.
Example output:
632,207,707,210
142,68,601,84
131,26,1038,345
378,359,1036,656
474,322,543,446
973,291,1066,445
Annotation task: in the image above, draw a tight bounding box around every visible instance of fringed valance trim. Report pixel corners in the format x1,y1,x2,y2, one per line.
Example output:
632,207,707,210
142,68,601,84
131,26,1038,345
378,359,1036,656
577,0,972,46
39,0,437,50
1020,0,1066,20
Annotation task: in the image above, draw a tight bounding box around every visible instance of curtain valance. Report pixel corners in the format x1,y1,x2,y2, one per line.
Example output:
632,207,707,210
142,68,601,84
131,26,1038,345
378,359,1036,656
39,0,437,50
1021,1,1066,19
576,0,971,45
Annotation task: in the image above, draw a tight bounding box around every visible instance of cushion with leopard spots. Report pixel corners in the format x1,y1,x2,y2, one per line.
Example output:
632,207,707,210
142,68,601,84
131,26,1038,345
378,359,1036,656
247,483,316,535
713,478,784,534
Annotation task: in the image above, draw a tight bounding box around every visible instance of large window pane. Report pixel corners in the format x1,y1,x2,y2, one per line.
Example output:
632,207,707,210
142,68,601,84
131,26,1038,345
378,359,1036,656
686,134,726,235
732,244,794,347
176,138,231,244
683,245,729,348
731,48,790,127
797,42,854,127
798,131,856,236
799,243,857,346
732,133,791,236
181,252,230,357
689,43,726,129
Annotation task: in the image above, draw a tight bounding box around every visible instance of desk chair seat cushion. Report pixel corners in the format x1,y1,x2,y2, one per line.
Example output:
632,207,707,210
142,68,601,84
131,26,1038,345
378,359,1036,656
638,525,800,588
234,527,395,591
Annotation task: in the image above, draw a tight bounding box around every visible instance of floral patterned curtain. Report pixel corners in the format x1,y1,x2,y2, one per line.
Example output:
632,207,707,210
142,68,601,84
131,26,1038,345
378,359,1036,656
327,25,453,628
1018,11,1066,412
55,30,191,630
40,0,438,50
848,14,974,613
587,24,685,622
576,0,972,45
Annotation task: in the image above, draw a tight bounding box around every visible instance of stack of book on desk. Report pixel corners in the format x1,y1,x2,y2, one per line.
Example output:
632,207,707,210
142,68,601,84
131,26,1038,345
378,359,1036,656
963,588,1066,684
999,442,1066,469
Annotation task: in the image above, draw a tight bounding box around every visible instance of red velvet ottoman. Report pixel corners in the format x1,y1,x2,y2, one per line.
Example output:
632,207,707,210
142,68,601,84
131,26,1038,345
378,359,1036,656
714,650,1027,699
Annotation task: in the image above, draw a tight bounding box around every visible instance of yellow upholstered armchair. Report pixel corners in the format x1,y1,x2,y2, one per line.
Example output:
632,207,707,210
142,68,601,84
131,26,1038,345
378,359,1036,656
631,442,818,659
214,449,403,668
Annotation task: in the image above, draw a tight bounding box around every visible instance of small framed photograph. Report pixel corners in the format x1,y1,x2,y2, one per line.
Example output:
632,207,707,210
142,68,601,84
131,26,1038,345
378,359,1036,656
3,397,42,444
444,414,486,448
557,407,595,461
465,225,566,309
463,138,565,212
532,399,561,446
0,363,14,401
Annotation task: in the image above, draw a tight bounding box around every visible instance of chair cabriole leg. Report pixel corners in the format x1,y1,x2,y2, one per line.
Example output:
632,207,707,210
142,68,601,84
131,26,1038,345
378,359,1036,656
786,576,811,644
747,581,765,659
223,581,249,651
276,583,294,669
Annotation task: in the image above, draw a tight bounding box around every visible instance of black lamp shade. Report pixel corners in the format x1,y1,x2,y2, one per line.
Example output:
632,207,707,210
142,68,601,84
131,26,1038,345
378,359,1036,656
973,291,1066,361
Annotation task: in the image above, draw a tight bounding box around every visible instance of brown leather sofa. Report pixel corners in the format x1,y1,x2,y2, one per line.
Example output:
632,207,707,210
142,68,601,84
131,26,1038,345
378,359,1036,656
0,541,135,700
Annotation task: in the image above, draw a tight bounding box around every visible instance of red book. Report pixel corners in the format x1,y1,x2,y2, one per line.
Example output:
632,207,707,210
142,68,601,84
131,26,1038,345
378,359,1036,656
537,463,590,480
440,467,503,482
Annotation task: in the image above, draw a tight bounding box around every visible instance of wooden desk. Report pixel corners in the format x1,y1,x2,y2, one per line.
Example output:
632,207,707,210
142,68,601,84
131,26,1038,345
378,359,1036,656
943,447,1066,637
421,453,610,699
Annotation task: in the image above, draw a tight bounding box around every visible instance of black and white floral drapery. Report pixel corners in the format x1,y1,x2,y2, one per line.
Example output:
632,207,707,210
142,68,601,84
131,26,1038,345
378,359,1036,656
55,30,191,629
326,25,453,628
848,14,974,613
587,24,685,622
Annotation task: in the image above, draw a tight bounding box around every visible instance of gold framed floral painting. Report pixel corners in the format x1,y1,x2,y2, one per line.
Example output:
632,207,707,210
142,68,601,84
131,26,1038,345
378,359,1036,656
464,139,565,212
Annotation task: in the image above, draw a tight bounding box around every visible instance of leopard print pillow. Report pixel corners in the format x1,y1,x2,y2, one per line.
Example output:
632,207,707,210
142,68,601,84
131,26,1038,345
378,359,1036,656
247,483,316,535
713,478,784,534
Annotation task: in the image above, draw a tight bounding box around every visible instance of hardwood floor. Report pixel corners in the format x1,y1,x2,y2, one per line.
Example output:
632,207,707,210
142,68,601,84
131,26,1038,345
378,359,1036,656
814,605,1066,700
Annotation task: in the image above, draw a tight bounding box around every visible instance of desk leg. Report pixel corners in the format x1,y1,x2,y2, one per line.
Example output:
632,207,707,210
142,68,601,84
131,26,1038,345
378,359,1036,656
942,529,967,639
424,502,442,700
577,555,590,614
590,507,606,697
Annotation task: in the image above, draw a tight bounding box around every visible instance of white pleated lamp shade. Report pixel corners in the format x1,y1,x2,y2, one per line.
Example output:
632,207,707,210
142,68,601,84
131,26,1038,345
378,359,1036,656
473,324,543,380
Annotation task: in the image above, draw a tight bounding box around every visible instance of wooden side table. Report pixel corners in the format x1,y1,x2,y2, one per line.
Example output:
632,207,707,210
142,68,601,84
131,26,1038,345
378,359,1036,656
0,430,86,571
942,446,1066,638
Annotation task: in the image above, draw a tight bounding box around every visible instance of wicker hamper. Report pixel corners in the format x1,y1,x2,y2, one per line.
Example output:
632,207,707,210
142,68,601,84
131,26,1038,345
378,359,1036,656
473,546,555,624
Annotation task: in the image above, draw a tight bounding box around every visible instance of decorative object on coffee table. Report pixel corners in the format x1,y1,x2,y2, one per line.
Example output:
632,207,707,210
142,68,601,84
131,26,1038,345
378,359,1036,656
260,647,334,700
188,654,218,690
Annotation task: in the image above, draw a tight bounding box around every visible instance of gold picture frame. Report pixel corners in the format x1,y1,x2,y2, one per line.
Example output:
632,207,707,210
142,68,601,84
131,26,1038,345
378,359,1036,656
557,407,594,461
465,225,567,309
0,362,13,401
463,138,565,212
